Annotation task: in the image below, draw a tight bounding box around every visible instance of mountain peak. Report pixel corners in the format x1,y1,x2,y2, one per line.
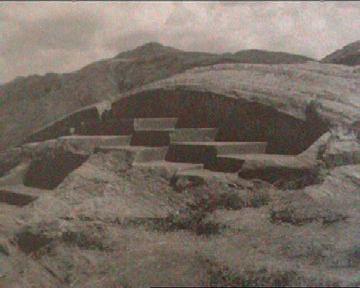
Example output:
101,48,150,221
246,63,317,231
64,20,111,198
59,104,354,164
115,42,181,59
137,42,166,49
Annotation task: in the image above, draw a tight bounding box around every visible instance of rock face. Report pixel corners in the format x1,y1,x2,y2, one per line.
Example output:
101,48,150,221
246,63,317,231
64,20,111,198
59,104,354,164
322,127,360,168
121,62,360,127
0,41,359,287
0,42,313,151
0,138,90,189
24,103,106,143
322,40,360,66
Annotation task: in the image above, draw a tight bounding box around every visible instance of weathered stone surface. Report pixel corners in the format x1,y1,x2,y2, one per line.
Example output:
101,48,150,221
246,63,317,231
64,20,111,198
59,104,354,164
321,128,360,168
0,161,31,186
133,161,203,180
95,146,168,163
57,135,131,153
170,128,218,142
134,117,178,131
167,141,267,169
23,104,104,144
0,238,10,256
116,61,360,128
269,164,360,226
0,138,90,182
174,169,244,188
304,164,360,213
0,148,25,177
235,132,331,181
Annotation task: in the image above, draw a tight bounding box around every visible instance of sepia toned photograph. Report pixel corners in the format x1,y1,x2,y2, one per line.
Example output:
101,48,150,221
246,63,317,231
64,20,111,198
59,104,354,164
0,1,359,287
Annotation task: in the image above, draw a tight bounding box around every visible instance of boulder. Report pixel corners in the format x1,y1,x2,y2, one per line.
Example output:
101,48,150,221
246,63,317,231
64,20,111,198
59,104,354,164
321,127,360,168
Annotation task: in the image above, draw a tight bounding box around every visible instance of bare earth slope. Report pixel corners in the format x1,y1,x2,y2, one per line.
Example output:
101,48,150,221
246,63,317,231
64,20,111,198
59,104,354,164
0,42,313,151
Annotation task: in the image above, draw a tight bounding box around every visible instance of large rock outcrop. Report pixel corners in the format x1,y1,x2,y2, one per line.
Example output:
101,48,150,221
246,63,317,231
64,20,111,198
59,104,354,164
118,61,360,127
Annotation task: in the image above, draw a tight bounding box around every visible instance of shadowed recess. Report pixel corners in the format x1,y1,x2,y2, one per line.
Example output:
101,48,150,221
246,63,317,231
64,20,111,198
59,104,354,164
0,189,37,206
23,151,88,190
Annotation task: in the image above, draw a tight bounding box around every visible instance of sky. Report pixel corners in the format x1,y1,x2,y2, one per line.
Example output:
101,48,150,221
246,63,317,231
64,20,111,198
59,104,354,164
1,1,360,84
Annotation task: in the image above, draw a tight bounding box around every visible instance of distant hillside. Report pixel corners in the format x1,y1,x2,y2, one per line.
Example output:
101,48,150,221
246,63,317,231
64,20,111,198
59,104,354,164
322,40,360,66
230,49,313,64
0,42,314,151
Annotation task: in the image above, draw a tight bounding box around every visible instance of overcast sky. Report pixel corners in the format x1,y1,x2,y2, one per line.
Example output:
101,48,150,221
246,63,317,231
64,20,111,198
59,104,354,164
1,1,359,84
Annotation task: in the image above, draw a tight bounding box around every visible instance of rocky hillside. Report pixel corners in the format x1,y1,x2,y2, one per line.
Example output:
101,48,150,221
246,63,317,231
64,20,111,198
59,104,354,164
322,40,360,66
0,42,313,151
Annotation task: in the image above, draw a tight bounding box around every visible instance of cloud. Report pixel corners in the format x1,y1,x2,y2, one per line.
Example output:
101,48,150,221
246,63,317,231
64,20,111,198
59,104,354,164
2,14,103,57
0,3,105,83
0,2,359,83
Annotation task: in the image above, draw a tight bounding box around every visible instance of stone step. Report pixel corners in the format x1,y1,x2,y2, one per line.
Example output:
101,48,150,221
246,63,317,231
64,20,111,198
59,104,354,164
175,168,239,183
104,118,179,134
166,141,267,168
58,135,132,153
170,128,218,142
134,118,178,131
130,128,218,147
95,146,168,163
0,189,38,207
217,153,315,176
173,169,255,192
133,161,203,177
133,160,204,181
